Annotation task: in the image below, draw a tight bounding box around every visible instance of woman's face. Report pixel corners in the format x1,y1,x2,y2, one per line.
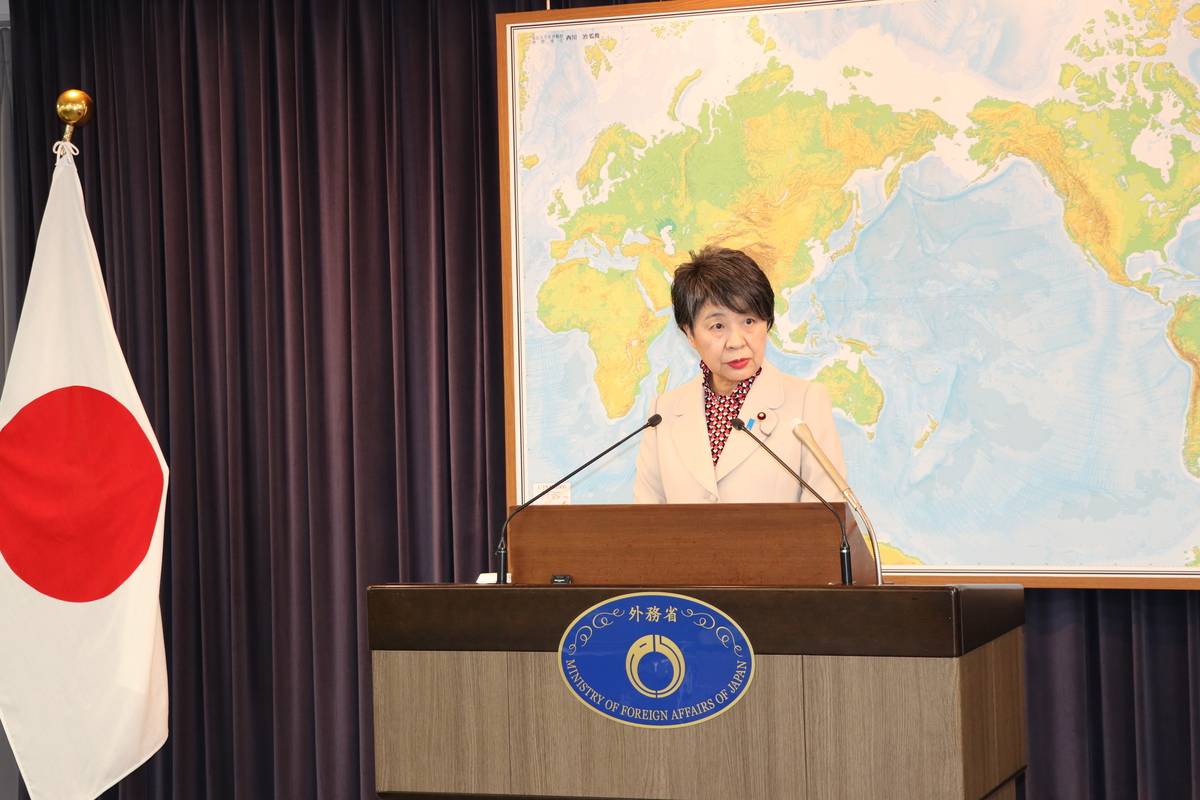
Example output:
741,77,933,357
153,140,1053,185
685,302,769,395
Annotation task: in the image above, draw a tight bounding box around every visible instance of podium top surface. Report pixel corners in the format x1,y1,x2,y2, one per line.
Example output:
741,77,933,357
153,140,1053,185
366,584,1022,658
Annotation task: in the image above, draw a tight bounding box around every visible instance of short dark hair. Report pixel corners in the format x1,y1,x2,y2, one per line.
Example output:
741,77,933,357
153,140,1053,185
671,246,775,332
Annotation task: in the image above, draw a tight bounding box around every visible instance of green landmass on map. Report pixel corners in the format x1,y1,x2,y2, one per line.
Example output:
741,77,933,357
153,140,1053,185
828,217,861,261
537,259,670,419
668,69,702,122
814,360,885,427
1168,295,1200,478
515,31,534,132
859,533,923,565
651,20,693,39
878,542,924,565
747,17,776,52
585,36,618,79
1187,3,1200,36
546,189,569,220
839,338,875,356
914,416,939,450
575,124,647,200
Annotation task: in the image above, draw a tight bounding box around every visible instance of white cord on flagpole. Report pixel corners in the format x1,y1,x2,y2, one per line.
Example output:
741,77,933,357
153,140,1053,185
52,140,79,165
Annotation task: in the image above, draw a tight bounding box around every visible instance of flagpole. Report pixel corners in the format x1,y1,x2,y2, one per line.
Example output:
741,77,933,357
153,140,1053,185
55,89,93,143
2,82,169,799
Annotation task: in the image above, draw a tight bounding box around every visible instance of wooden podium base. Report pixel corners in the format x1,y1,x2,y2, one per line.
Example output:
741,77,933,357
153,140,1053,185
369,585,1025,800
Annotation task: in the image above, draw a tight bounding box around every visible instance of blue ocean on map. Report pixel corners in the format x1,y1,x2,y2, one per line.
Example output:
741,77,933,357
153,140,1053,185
811,161,1198,565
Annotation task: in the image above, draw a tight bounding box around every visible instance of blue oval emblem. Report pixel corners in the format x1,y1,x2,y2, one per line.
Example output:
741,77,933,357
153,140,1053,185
558,592,754,728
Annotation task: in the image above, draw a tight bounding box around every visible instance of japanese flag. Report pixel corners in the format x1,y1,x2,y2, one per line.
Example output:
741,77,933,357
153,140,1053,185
0,146,168,799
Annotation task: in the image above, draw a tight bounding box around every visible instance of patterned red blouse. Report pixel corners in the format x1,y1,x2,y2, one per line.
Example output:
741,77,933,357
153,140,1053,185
700,362,760,464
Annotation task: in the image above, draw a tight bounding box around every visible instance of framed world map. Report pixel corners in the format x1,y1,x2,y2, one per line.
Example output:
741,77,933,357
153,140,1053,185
497,0,1200,586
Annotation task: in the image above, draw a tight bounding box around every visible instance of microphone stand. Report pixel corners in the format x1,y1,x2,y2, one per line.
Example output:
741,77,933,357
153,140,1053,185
793,422,884,585
731,419,853,586
842,492,884,586
495,414,662,585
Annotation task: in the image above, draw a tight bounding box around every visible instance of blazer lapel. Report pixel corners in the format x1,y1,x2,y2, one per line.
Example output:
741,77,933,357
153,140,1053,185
715,362,785,482
668,377,718,497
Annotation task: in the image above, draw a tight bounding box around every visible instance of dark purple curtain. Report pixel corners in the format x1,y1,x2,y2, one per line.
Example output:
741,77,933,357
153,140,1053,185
7,1,1200,799
1025,589,1200,799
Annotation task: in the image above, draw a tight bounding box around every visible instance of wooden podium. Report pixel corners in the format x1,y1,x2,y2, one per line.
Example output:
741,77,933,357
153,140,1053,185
508,502,877,586
369,583,1025,799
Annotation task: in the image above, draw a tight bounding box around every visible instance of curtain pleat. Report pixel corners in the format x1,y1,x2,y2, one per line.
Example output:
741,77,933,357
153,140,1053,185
1025,590,1200,799
0,24,18,391
0,29,19,796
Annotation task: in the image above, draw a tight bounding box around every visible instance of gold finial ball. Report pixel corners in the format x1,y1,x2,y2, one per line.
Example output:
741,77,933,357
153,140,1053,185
56,89,94,127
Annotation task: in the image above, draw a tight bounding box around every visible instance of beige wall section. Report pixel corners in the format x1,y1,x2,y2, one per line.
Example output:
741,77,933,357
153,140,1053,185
372,633,1024,799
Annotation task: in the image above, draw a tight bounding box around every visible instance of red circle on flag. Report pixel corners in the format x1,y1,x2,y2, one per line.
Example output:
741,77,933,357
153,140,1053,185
0,386,163,602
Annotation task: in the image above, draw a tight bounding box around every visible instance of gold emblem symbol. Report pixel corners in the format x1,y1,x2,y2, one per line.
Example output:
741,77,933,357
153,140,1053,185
625,634,686,698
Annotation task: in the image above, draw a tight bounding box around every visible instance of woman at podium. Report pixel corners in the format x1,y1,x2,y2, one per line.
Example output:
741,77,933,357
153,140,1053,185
633,246,846,503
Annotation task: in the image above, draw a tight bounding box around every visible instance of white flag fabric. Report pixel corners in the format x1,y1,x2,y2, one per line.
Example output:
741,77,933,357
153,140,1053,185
0,145,168,799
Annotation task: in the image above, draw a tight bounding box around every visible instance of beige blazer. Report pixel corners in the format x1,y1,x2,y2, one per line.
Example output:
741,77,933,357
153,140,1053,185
634,360,847,503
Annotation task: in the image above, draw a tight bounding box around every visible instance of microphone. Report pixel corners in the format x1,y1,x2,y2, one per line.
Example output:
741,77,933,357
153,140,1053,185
495,414,663,585
793,422,883,585
730,418,853,586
